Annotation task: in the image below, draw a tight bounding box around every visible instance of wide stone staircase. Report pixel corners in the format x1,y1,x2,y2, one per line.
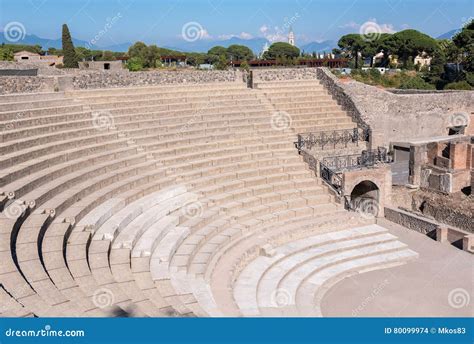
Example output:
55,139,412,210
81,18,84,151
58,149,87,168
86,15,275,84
0,79,416,317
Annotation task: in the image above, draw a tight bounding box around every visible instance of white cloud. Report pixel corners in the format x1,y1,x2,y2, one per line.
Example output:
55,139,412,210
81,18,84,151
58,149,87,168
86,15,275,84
239,32,253,39
259,24,288,43
200,29,212,39
217,32,254,40
339,19,396,34
366,18,396,33
339,21,359,29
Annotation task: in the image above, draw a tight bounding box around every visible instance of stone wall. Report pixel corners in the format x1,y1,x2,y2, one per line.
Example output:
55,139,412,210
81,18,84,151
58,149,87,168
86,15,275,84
316,68,474,148
0,76,55,94
411,191,473,233
316,68,371,133
71,70,241,89
0,61,66,76
252,68,318,82
384,206,439,235
0,69,243,94
384,207,472,251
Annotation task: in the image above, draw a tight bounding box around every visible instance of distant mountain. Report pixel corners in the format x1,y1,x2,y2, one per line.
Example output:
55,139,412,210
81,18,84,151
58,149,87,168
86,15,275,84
0,32,132,52
437,29,460,40
0,32,270,54
300,40,337,54
168,37,269,54
0,31,337,56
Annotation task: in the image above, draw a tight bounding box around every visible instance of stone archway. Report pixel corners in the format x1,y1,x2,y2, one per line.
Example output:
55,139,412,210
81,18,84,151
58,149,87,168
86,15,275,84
350,180,380,217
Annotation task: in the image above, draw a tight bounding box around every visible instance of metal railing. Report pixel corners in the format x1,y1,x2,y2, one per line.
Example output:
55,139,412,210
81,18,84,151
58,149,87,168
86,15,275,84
321,147,391,172
296,127,370,152
299,147,392,199
319,161,343,196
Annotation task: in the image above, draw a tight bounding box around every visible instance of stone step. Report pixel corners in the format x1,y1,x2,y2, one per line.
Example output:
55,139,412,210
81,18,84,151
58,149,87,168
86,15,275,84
0,104,86,123
234,226,416,316
68,82,247,97
0,98,77,112
0,91,67,103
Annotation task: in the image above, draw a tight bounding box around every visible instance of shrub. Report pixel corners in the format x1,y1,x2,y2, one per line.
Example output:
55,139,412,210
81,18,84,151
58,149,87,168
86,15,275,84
399,75,435,90
465,72,474,87
444,81,472,90
369,68,382,81
127,57,144,71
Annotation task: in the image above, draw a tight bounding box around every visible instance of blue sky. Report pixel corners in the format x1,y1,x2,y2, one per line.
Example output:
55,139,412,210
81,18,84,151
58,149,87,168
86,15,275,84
0,0,473,46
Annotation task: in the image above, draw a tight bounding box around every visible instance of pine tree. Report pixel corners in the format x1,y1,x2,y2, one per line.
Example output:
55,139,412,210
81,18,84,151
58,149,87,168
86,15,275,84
62,24,78,68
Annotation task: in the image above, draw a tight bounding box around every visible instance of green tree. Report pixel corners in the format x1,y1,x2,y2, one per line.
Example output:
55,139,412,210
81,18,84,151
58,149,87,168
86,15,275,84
148,45,163,68
208,46,227,56
186,52,206,66
128,42,148,63
127,56,144,71
101,50,116,61
0,46,14,61
452,19,474,85
383,29,439,68
425,49,448,89
215,54,228,70
47,47,61,56
207,46,227,64
226,44,253,61
264,42,300,60
62,24,78,68
337,34,366,68
363,33,391,67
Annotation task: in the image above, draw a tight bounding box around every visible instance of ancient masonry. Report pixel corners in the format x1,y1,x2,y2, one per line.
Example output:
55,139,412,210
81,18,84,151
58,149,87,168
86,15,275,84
0,67,471,317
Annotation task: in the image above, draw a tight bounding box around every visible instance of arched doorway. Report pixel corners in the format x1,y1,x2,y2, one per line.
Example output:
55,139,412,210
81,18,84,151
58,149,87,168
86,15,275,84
350,180,380,218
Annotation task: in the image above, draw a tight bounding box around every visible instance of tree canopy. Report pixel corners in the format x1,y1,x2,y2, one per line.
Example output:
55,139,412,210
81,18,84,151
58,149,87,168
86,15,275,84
453,19,473,76
226,44,254,61
337,34,367,68
263,42,300,59
382,29,439,66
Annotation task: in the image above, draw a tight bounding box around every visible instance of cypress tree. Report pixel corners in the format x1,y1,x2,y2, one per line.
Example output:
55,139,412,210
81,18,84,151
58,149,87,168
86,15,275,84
62,24,78,68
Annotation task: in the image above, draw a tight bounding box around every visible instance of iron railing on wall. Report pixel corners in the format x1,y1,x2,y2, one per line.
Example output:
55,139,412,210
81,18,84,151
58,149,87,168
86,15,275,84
301,149,344,197
319,161,343,196
322,147,391,172
296,127,370,152
299,147,392,200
